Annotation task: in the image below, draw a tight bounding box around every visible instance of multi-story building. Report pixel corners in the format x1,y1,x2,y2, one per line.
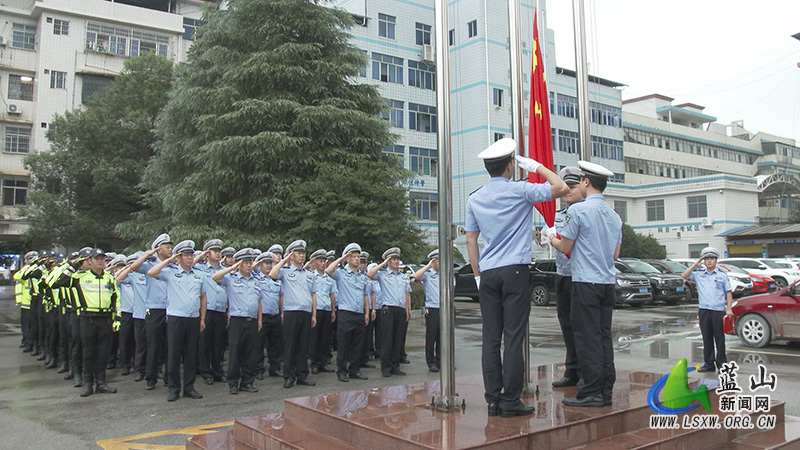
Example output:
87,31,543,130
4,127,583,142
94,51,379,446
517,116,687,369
0,0,206,243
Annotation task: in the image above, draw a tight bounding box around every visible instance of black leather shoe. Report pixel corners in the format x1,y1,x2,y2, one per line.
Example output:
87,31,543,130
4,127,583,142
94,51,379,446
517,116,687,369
229,385,239,395
57,365,69,374
23,347,33,353
400,358,410,364
36,353,46,361
338,373,349,382
145,381,156,390
319,365,335,373
488,403,499,417
214,375,227,382
106,362,116,370
73,376,83,388
184,390,203,399
500,403,535,417
349,372,368,380
204,377,214,385
134,373,144,382
45,360,58,369
697,364,715,373
296,378,316,386
311,367,320,374
429,366,440,373
390,369,406,376
121,368,131,376
255,372,264,380
96,383,117,394
167,392,179,402
283,378,295,388
268,371,283,378
552,377,579,388
80,384,93,397
562,395,604,408
361,363,376,369
382,372,391,378
604,398,612,406
64,372,74,380
240,384,258,393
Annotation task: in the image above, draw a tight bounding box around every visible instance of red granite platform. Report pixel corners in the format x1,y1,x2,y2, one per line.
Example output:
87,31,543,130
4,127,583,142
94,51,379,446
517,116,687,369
186,365,800,450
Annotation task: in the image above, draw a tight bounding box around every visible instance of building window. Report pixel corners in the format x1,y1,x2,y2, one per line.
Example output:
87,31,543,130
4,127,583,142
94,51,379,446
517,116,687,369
81,74,114,104
493,88,503,107
378,13,396,39
415,23,431,45
410,193,438,221
382,146,405,167
589,101,621,127
409,103,437,133
408,61,435,90
2,179,28,206
557,129,580,154
448,29,455,46
381,100,404,128
50,71,67,89
590,136,624,161
646,199,665,222
467,20,478,38
687,195,708,218
494,133,505,142
86,22,169,58
183,18,202,41
53,19,69,36
614,200,627,222
8,75,34,101
549,91,555,114
372,52,403,84
12,23,36,50
409,147,437,177
557,94,578,118
688,243,709,259
4,126,32,154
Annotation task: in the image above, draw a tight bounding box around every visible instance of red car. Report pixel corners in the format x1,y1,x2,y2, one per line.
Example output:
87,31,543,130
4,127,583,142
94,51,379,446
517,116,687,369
720,264,777,294
728,281,800,347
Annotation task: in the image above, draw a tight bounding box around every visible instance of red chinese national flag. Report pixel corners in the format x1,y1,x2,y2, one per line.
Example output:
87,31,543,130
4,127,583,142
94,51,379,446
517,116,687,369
526,12,556,227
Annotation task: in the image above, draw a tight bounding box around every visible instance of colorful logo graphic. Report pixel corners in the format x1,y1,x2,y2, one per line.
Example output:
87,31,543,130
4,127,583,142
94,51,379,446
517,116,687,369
647,358,711,414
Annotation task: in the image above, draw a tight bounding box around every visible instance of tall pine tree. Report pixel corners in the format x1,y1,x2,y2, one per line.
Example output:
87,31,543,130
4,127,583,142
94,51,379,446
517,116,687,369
123,0,424,258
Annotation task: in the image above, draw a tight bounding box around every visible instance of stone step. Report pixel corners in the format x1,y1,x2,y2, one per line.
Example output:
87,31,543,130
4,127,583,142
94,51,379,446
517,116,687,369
233,412,361,450
186,429,254,450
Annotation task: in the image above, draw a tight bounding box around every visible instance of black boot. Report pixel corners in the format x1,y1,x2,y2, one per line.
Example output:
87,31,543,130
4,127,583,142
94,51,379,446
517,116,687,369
80,375,93,397
63,367,74,380
73,373,83,388
45,356,58,369
57,363,69,374
31,343,41,356
95,374,117,394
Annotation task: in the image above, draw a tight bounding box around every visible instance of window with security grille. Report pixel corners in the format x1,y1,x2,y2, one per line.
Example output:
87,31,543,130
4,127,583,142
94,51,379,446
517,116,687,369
12,23,36,50
2,179,28,206
8,75,34,101
50,71,67,89
54,19,69,36
86,22,169,58
5,126,31,154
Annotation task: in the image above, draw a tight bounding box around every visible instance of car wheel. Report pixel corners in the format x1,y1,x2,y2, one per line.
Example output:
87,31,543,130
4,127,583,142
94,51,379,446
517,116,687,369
737,314,771,348
773,277,787,289
531,284,549,306
682,291,692,303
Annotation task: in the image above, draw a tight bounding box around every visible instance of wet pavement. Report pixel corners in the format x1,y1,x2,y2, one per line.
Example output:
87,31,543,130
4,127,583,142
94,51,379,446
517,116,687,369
0,287,798,449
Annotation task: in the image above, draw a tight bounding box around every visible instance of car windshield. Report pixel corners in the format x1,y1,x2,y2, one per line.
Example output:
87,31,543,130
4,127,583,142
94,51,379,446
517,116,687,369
662,260,687,272
774,262,793,268
624,260,661,273
760,260,784,269
720,264,747,274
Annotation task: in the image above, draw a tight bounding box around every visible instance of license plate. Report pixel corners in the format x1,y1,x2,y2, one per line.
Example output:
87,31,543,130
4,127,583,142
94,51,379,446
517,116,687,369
639,288,649,293
676,287,685,292
768,283,776,289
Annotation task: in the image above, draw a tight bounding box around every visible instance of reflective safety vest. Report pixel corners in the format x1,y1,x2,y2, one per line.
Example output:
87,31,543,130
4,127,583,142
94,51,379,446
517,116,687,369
13,265,31,308
74,270,118,313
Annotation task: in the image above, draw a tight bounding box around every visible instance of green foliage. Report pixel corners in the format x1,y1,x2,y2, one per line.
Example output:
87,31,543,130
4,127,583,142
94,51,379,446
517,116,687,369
23,54,173,248
620,223,667,259
120,0,424,255
410,282,425,310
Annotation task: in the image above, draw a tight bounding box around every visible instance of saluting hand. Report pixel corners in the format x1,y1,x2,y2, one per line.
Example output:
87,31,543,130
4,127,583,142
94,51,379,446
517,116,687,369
514,155,542,173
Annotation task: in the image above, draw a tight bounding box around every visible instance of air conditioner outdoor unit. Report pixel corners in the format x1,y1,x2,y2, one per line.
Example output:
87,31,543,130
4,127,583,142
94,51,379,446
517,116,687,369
701,217,714,227
7,104,21,114
0,37,5,46
422,44,434,62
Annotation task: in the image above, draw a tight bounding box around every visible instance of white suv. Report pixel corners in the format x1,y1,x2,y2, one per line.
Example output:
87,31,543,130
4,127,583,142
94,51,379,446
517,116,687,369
719,258,800,289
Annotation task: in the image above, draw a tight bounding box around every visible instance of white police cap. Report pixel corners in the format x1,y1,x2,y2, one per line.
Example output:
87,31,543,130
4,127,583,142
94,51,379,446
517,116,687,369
106,255,126,269
125,252,143,265
326,250,335,261
700,247,720,259
173,240,195,255
382,247,401,260
221,247,236,257
268,244,283,255
578,160,614,180
286,240,306,254
255,251,274,264
342,242,361,257
202,239,223,252
559,166,582,185
24,251,38,260
151,233,172,250
427,249,439,260
233,248,256,261
309,249,327,260
477,138,516,160
360,251,370,261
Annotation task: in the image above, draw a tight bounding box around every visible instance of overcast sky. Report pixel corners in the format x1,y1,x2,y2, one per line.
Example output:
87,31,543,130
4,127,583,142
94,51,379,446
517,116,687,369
542,0,800,143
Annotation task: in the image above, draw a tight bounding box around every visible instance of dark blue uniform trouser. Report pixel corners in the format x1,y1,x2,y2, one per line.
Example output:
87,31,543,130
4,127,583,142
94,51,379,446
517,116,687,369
69,312,82,375
80,314,112,384
167,315,200,395
425,307,440,369
479,265,530,409
310,310,333,370
118,312,135,370
20,307,31,348
699,308,727,369
199,309,226,380
58,310,70,366
227,316,258,387
337,310,365,376
571,282,615,401
379,306,406,375
133,318,146,376
257,313,282,375
145,308,167,383
555,275,579,379
282,311,311,381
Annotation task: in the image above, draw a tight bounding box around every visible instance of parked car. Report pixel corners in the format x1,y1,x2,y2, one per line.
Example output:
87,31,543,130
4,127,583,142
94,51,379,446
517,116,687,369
644,259,697,300
614,268,653,306
768,258,800,271
727,281,800,347
719,257,800,289
615,258,687,305
715,264,755,298
669,258,696,268
719,264,776,295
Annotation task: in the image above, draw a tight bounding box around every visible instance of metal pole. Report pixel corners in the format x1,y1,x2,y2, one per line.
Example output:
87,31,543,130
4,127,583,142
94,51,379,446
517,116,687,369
507,0,535,397
572,0,592,162
434,0,460,411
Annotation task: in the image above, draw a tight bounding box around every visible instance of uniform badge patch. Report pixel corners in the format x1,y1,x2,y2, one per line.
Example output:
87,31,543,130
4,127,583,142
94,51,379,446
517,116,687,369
564,214,572,226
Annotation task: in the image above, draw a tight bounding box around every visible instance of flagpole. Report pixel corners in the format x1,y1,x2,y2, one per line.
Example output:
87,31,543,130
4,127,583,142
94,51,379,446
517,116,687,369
434,0,461,412
572,0,592,162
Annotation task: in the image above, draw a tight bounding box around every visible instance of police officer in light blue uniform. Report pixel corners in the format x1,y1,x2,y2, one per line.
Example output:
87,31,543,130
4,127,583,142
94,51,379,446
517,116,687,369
367,248,412,378
326,243,370,382
113,255,136,376
465,138,567,418
213,248,261,394
116,252,148,381
545,166,584,388
148,240,207,402
308,249,337,375
548,160,622,408
269,240,318,388
130,233,173,390
255,251,283,379
414,249,442,372
195,239,228,385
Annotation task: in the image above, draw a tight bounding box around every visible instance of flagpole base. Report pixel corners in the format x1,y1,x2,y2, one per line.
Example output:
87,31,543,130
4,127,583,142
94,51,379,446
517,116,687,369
434,394,465,412
522,382,539,397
